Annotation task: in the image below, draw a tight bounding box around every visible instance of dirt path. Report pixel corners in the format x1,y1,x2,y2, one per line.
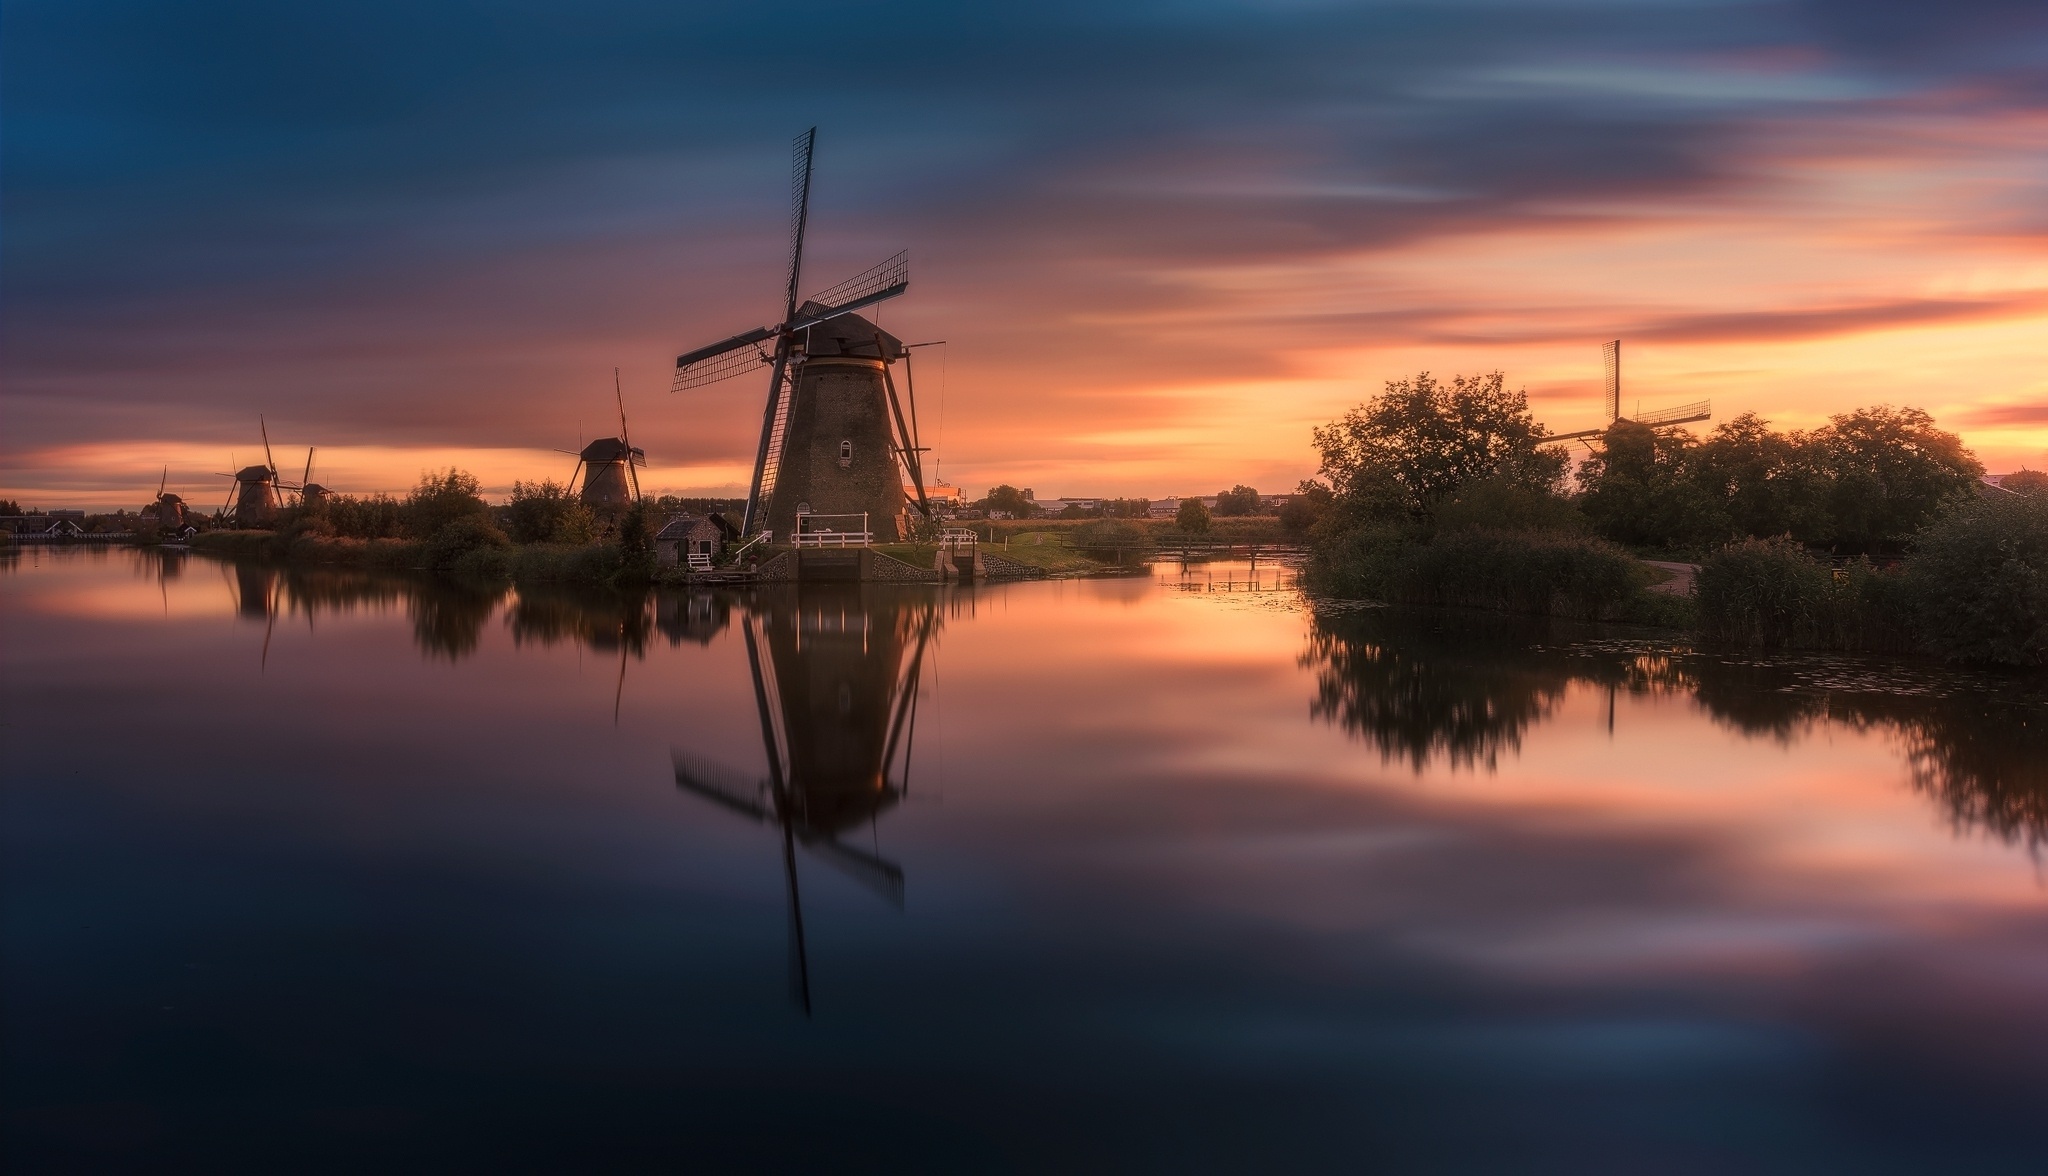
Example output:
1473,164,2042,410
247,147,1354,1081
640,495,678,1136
1642,559,1700,597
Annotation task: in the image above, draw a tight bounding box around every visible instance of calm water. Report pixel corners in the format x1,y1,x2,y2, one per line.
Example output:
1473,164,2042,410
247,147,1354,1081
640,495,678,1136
5,547,2047,1172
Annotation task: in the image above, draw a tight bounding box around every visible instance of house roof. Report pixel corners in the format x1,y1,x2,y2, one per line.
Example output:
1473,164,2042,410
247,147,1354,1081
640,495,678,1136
656,514,719,540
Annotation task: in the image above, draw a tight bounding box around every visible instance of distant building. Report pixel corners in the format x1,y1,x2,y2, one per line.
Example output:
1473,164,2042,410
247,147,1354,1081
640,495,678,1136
1148,498,1181,518
915,481,965,515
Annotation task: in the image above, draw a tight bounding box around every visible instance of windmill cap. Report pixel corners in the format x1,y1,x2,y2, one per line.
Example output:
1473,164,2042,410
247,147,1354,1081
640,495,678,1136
579,437,645,463
235,464,274,480
795,306,904,360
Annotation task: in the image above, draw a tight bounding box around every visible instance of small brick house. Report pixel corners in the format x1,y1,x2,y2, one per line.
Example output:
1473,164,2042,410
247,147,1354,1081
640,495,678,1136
655,514,723,568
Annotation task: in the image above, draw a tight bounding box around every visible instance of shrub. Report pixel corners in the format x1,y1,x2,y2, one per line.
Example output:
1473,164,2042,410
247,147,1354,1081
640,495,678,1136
1310,527,1647,622
1436,476,1587,535
405,468,490,539
422,517,510,571
1071,519,1144,555
1176,497,1211,533
508,479,598,544
617,500,655,571
1280,480,1334,535
325,493,405,540
1693,538,1910,651
1901,495,2048,666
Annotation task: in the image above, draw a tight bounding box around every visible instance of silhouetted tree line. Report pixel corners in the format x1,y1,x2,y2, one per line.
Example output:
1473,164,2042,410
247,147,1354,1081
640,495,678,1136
1297,369,2047,661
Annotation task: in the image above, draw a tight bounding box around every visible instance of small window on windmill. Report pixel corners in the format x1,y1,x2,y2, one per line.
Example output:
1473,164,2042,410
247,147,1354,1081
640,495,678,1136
838,440,853,468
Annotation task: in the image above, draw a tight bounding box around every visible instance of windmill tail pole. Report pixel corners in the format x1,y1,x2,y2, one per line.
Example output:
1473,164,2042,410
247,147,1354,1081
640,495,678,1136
741,341,793,537
877,336,930,518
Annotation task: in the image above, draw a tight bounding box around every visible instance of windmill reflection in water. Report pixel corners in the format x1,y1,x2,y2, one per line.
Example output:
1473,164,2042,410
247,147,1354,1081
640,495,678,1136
674,589,940,1016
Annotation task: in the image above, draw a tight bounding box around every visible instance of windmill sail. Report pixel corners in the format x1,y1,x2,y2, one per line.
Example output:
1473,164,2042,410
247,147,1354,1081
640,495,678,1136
668,128,918,540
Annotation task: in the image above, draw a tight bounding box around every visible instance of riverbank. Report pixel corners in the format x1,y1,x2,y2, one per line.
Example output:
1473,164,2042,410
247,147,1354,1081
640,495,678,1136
1306,497,2048,666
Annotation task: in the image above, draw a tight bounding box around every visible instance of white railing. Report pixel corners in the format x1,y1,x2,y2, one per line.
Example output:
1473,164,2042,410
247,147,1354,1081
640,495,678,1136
792,530,872,548
940,528,978,549
793,512,870,549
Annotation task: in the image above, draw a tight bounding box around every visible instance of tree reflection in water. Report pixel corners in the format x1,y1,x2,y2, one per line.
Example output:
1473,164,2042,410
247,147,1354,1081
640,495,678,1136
1305,606,2048,848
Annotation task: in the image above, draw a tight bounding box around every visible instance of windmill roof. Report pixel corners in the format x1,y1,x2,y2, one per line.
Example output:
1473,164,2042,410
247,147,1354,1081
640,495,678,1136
795,306,903,361
235,465,274,481
579,437,645,463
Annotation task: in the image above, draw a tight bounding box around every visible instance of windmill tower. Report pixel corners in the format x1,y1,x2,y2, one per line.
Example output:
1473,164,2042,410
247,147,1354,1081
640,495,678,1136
144,467,188,529
670,128,932,546
1546,340,1712,448
672,588,938,1014
567,371,645,516
216,417,290,527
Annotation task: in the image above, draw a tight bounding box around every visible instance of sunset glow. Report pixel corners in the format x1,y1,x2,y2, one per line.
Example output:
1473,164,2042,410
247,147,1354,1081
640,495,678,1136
6,2,2046,508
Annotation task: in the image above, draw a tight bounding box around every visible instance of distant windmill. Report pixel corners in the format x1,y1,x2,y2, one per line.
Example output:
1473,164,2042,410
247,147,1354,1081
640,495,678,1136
144,467,188,529
216,416,289,527
565,370,645,515
298,447,329,507
669,128,932,545
1547,340,1711,448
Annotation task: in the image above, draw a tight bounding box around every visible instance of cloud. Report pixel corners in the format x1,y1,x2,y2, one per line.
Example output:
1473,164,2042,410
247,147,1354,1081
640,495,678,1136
4,0,2046,503
1960,403,2048,427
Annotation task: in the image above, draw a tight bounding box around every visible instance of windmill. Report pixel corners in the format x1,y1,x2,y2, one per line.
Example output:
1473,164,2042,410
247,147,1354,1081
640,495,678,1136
1546,340,1712,448
297,447,329,507
670,128,932,546
215,417,290,527
671,589,939,1015
565,369,645,515
143,467,188,530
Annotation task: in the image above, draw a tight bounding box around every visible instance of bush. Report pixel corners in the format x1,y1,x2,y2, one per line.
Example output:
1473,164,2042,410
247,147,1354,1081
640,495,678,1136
1693,538,1909,652
508,479,599,544
617,501,655,571
324,493,405,540
1071,519,1144,554
1901,495,2048,666
1176,497,1211,533
405,468,490,539
422,517,510,572
1436,476,1587,535
1280,480,1334,535
1310,527,1649,621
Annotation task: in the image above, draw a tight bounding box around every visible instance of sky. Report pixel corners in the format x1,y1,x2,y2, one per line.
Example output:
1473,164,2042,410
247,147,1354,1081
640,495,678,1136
4,0,2046,510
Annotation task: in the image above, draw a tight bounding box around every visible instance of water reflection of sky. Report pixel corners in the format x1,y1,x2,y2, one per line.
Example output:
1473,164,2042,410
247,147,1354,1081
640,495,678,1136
3,548,2046,1171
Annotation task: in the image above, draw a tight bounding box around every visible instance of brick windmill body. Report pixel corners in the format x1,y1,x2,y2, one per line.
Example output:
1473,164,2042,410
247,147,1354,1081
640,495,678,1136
672,129,932,548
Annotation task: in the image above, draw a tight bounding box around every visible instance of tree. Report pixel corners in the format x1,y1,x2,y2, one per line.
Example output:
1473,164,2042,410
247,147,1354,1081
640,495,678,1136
1812,406,1982,551
980,485,1037,518
404,468,490,539
2006,469,2048,497
1176,496,1211,533
618,500,655,568
1104,497,1151,519
1690,412,1827,541
508,479,598,544
1575,421,1727,548
1280,480,1334,535
1314,371,1564,522
0,500,20,515
1213,485,1261,516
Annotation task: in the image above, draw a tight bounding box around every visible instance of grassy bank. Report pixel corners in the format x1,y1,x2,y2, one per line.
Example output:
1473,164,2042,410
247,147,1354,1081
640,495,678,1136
1307,492,2048,666
192,529,648,586
1693,495,2048,666
1308,527,1689,626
